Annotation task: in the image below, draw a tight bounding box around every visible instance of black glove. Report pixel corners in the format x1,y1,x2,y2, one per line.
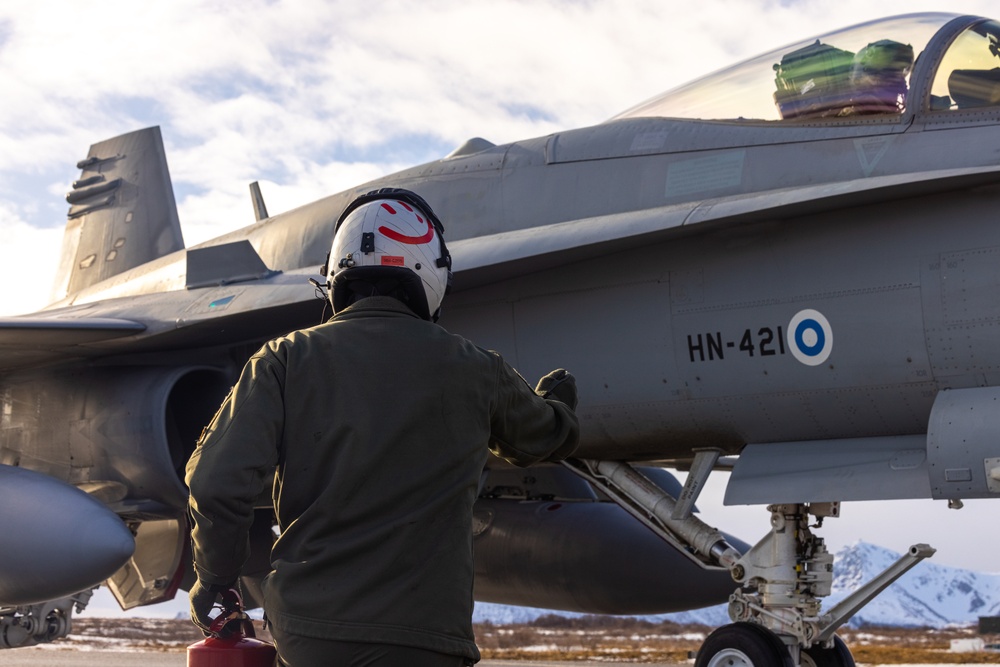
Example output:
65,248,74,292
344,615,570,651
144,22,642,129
189,579,237,634
534,369,578,410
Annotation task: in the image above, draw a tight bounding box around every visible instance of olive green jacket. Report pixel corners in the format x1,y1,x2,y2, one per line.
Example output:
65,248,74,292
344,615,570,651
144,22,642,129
185,297,579,661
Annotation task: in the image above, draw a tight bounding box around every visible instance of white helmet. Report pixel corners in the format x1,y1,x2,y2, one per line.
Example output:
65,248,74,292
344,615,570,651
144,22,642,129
327,188,452,321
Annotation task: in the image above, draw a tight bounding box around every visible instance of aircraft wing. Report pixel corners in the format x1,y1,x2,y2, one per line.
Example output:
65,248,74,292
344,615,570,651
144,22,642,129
0,268,326,372
0,317,145,344
453,163,1000,288
0,317,146,370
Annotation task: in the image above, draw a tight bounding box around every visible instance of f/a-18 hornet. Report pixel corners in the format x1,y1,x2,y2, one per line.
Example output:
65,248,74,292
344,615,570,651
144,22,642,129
3,11,1000,666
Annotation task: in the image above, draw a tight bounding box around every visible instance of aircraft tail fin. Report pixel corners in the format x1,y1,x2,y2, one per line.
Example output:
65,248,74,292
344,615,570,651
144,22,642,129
52,127,184,301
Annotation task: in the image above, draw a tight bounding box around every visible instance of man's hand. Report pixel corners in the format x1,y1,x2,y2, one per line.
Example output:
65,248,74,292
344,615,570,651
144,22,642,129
189,579,235,634
535,369,578,410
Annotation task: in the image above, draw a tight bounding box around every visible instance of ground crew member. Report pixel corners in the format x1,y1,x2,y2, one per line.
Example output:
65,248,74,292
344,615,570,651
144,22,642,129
185,188,580,666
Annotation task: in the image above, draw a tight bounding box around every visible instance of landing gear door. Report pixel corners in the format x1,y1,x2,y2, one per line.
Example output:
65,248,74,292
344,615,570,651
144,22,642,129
105,517,186,610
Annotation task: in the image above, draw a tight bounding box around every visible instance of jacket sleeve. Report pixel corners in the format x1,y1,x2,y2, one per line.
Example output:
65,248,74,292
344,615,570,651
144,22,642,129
184,347,285,585
488,357,580,467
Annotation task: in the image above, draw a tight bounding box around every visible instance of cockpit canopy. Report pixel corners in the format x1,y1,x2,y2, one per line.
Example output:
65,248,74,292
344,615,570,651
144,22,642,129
772,38,914,119
614,13,1000,122
933,20,1000,109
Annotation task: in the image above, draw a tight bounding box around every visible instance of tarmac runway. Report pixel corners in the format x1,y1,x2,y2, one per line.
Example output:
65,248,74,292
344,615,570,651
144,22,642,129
0,650,970,666
3,651,686,667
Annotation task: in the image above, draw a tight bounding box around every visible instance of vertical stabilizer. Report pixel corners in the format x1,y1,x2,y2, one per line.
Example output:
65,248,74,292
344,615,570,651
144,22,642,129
52,127,184,301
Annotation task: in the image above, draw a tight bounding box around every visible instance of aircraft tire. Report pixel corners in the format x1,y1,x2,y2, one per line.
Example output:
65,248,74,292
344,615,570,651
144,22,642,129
694,622,794,667
801,635,856,667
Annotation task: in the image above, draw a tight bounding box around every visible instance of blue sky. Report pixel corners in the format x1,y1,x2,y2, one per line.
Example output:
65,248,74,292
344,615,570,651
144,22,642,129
1,0,999,600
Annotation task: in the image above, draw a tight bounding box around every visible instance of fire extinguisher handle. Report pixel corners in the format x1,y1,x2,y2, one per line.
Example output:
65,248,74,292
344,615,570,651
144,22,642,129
220,587,244,613
208,587,256,639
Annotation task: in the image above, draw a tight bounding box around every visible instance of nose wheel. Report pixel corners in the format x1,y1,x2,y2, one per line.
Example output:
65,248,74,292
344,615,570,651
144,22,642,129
801,635,855,667
695,623,793,667
696,623,854,667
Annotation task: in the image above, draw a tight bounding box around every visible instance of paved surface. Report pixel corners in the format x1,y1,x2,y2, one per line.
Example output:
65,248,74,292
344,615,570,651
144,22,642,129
3,651,687,666
484,663,683,667
483,662,684,666
4,651,184,666
0,651,970,666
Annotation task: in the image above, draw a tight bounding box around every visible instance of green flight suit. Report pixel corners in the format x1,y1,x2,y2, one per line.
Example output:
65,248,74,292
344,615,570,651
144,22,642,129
185,296,579,663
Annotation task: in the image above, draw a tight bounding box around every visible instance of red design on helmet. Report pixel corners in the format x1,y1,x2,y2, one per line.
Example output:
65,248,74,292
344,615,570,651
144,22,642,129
379,216,434,245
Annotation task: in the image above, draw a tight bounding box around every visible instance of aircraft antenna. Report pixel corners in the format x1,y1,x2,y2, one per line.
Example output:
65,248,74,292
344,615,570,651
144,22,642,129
249,181,269,221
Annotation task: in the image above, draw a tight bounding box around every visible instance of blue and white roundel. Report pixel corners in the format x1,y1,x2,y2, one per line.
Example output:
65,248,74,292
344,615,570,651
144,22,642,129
787,309,833,366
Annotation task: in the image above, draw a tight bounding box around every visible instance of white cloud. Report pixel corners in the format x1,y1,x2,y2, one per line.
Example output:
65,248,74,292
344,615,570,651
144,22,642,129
2,0,996,188
174,159,395,247
0,205,63,315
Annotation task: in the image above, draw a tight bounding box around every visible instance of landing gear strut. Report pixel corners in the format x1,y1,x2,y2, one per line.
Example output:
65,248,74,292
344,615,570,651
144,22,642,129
564,459,935,667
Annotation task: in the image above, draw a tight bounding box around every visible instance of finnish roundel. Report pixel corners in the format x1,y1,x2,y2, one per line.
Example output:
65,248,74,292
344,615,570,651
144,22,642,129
787,309,833,366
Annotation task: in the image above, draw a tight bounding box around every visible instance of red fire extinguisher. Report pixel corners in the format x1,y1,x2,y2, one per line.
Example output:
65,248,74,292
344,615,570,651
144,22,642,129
187,587,277,667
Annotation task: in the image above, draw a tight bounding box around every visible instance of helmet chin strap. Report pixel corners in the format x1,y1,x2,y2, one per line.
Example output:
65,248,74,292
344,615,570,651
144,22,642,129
309,252,332,295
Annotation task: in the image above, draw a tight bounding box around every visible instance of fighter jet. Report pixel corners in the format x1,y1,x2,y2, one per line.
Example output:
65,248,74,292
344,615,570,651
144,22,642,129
2,11,999,665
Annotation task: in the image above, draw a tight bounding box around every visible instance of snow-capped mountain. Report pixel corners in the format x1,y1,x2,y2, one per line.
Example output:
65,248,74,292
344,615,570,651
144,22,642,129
473,541,1000,628
826,541,1000,627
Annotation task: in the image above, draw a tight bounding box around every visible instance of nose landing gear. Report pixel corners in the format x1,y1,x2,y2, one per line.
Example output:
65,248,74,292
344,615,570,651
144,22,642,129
565,459,935,667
